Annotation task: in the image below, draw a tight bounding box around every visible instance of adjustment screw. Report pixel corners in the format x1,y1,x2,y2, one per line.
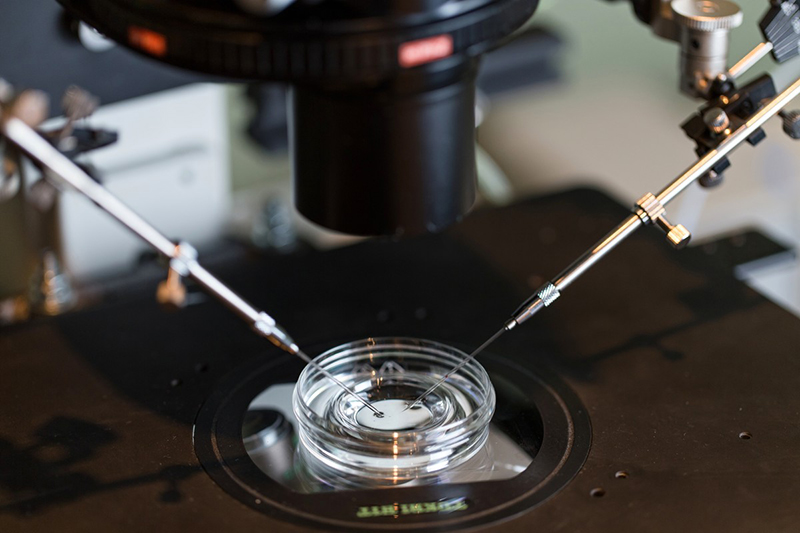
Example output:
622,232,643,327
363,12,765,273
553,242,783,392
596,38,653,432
671,0,743,32
667,224,692,250
703,107,730,135
655,215,692,250
779,110,800,140
156,269,187,310
699,170,724,188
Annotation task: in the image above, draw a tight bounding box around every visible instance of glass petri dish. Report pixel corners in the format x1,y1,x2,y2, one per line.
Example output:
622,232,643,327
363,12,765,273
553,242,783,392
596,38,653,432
292,338,496,488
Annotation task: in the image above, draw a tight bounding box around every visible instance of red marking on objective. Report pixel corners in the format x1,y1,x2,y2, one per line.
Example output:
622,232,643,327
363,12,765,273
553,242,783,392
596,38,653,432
398,34,453,68
128,27,167,57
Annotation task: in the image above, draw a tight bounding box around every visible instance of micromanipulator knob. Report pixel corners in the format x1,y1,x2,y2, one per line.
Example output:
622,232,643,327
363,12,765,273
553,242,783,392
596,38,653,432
671,0,744,97
779,110,800,140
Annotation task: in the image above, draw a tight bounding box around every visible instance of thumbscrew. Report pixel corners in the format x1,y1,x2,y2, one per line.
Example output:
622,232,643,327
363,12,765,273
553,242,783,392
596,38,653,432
779,110,800,140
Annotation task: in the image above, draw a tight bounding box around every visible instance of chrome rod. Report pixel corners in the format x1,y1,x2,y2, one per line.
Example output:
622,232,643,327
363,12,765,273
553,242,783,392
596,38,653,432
1,115,384,417
508,75,800,329
728,41,774,80
404,327,505,411
4,117,176,256
554,214,642,291
658,77,800,205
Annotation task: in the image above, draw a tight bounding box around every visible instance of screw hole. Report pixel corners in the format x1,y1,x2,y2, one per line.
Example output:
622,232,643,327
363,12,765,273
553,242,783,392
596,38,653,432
739,431,752,440
615,471,629,479
691,38,701,50
590,488,606,498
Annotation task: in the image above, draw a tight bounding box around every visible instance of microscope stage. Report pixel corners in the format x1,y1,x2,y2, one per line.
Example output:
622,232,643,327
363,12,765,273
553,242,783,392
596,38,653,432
1,188,799,532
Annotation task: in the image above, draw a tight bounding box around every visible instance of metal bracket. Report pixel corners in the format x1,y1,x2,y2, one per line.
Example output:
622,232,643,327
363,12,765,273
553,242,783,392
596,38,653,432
634,193,692,249
506,281,561,329
681,75,777,186
537,282,561,307
156,242,198,310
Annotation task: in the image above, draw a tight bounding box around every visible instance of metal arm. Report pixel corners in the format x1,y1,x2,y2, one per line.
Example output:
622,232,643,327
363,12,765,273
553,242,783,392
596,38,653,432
507,74,800,329
409,71,800,410
0,114,299,354
0,91,384,417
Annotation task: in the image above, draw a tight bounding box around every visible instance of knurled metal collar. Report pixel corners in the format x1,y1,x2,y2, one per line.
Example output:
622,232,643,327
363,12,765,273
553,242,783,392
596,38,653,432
671,0,743,32
537,282,561,307
169,241,198,277
634,193,666,225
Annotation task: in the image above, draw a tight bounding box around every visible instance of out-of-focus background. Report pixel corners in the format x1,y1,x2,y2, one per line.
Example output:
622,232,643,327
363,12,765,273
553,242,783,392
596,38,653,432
478,1,800,315
2,0,800,319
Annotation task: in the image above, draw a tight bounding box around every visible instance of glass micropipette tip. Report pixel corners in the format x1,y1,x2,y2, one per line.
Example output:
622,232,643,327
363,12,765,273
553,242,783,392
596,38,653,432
403,327,506,412
294,349,385,417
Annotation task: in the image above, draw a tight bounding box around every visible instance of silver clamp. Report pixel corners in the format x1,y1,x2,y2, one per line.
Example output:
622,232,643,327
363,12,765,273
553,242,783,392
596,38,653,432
670,0,743,98
156,241,198,310
253,311,299,354
506,281,561,330
1,81,46,204
634,193,691,249
537,282,561,307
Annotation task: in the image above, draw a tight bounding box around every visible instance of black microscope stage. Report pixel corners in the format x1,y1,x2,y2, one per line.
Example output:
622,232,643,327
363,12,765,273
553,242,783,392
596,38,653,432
1,188,799,532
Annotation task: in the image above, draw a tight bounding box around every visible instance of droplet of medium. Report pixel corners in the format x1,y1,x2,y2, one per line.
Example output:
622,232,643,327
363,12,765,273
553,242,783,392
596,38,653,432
356,399,433,431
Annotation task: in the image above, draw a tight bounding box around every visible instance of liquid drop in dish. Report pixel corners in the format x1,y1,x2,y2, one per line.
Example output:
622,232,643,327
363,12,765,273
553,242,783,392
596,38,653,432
355,399,433,431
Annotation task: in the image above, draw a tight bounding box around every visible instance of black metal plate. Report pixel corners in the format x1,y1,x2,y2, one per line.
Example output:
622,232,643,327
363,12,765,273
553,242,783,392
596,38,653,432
192,346,590,530
1,188,800,532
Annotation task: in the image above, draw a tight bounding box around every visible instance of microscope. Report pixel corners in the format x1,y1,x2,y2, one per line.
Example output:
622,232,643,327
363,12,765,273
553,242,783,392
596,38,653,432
3,1,800,532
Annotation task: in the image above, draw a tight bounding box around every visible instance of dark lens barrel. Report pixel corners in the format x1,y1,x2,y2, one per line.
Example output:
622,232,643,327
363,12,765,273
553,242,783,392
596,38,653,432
291,62,478,236
56,0,539,236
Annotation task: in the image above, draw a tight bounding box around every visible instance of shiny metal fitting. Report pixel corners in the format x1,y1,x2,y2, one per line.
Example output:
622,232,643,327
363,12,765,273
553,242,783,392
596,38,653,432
634,192,691,249
634,193,666,224
28,249,77,316
537,282,561,307
156,268,188,310
168,242,198,277
253,311,299,354
509,282,561,327
661,221,692,249
703,107,731,135
779,110,800,139
670,0,743,97
157,242,198,310
671,0,743,32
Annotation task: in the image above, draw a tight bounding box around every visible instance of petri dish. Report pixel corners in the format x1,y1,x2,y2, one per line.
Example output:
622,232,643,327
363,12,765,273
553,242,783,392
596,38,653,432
292,338,496,488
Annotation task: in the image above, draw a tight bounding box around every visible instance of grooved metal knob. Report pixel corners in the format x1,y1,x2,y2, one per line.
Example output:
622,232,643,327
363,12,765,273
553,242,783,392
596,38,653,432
703,107,731,134
666,224,692,249
671,0,743,32
653,214,692,249
780,110,800,140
